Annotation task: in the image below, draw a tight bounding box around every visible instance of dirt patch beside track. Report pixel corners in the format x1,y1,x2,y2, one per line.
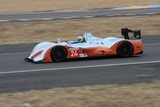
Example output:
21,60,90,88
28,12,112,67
0,81,160,107
0,15,160,45
0,0,159,13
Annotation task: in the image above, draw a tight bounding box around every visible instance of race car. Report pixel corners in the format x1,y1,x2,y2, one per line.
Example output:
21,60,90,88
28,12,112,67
25,28,143,63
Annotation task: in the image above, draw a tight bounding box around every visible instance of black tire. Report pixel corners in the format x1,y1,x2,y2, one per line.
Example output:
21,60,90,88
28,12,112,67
117,41,134,57
51,46,67,62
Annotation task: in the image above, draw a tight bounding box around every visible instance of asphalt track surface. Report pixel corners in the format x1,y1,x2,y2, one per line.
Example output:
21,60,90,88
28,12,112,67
0,35,159,93
0,7,160,21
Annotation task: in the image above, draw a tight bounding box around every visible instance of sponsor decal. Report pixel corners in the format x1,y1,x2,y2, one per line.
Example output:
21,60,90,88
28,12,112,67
79,53,88,58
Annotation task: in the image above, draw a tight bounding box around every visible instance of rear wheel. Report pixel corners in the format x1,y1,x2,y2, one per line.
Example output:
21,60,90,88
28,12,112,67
51,46,67,62
117,41,134,57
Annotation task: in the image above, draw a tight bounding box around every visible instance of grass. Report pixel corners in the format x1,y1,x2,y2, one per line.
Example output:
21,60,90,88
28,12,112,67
0,0,159,13
0,15,160,45
0,81,160,107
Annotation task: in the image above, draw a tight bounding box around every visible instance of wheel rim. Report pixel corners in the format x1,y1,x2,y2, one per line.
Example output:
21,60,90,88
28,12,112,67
51,47,67,62
118,42,133,57
121,44,131,55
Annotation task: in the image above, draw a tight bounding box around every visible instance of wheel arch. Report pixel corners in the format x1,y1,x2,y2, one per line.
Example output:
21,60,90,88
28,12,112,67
116,40,134,57
43,45,68,62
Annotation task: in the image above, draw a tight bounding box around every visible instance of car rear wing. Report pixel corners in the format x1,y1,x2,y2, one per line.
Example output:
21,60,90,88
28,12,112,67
121,28,141,39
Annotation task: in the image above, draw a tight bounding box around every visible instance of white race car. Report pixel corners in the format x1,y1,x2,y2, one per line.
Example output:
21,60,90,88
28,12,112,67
25,28,143,63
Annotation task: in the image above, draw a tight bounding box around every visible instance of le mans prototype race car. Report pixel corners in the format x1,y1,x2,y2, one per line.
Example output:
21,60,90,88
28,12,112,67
26,28,143,63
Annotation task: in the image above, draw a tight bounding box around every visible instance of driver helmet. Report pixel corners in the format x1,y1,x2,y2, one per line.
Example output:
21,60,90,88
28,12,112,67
77,36,85,42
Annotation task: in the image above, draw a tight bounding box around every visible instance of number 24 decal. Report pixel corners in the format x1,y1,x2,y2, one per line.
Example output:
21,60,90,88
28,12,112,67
71,50,78,57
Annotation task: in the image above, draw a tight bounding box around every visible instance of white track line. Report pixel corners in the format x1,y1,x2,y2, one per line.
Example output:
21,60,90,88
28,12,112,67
0,42,159,56
0,60,160,75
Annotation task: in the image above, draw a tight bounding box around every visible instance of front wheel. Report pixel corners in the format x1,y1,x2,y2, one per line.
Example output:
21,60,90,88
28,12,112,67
51,46,67,62
117,41,134,57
